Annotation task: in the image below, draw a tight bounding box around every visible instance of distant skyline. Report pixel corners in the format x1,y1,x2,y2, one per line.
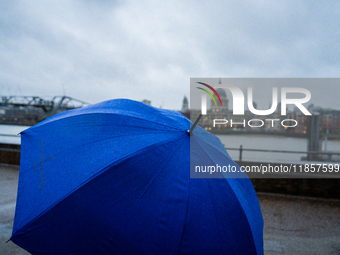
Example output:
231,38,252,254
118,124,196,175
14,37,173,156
190,78,340,111
2,1,340,110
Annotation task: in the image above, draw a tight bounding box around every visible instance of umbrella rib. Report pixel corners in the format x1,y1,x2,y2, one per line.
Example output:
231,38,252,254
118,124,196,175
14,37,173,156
191,136,260,253
13,133,188,237
19,130,183,175
207,180,227,253
178,136,230,253
192,136,249,180
27,112,186,133
193,135,246,177
191,136,228,179
177,169,191,254
193,134,231,159
118,136,188,228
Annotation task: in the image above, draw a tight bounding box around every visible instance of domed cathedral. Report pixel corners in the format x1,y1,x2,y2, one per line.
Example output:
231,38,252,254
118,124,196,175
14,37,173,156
210,88,228,110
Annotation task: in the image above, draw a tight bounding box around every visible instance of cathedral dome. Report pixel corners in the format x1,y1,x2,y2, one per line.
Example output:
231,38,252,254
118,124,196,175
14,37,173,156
211,88,228,109
215,88,227,98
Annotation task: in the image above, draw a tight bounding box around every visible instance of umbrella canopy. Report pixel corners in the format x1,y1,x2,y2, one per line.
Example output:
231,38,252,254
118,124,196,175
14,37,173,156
11,99,263,255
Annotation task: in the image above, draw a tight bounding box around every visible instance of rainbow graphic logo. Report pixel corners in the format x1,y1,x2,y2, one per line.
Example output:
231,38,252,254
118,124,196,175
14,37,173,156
196,82,222,115
196,82,223,106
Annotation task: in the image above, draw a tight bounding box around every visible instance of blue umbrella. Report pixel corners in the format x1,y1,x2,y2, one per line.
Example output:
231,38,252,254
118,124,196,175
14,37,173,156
11,99,263,255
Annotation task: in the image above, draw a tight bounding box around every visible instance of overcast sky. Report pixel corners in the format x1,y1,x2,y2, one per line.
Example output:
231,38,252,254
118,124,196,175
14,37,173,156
1,0,340,110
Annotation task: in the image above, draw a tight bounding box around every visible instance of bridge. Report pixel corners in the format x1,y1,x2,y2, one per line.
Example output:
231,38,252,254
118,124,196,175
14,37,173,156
0,96,89,119
0,96,89,125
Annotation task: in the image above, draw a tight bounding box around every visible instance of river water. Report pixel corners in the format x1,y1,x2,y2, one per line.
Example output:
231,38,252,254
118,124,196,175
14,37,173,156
0,125,339,162
216,134,340,163
0,125,29,145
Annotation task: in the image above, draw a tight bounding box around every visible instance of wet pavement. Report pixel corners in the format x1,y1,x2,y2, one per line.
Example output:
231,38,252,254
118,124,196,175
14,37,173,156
0,165,29,255
259,193,340,254
1,165,339,255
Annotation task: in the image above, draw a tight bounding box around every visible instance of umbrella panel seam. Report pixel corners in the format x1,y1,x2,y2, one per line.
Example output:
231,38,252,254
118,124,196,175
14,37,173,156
13,133,189,238
117,137,188,231
26,112,186,134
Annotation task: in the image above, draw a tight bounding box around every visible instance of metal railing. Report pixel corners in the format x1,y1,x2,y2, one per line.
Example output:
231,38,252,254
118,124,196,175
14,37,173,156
0,134,20,137
224,145,340,162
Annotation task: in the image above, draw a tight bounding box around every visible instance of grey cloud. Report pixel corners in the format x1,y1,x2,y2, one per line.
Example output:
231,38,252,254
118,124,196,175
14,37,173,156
1,0,340,110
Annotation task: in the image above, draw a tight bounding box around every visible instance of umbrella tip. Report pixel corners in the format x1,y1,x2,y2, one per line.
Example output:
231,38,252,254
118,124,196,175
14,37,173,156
5,238,11,243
